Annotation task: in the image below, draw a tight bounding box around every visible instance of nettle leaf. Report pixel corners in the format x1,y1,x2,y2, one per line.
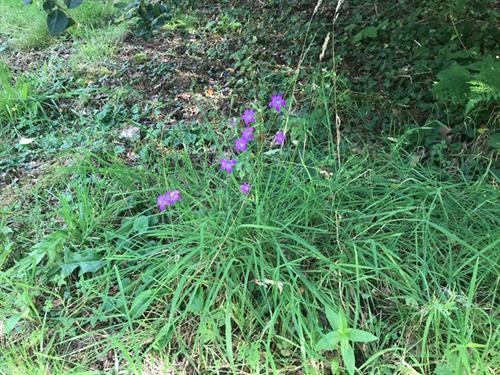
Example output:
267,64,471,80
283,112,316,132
47,9,70,36
348,329,378,343
316,331,341,351
433,63,471,103
64,0,83,9
341,339,356,375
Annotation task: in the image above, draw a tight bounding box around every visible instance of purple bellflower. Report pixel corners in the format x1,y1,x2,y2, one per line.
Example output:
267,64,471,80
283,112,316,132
157,190,182,211
220,159,237,174
241,109,256,126
269,94,286,113
240,183,251,195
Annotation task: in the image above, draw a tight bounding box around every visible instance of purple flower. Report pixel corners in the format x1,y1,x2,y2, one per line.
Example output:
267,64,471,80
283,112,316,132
157,190,182,211
274,131,286,145
241,109,256,126
269,94,286,113
234,137,248,153
220,159,237,174
240,183,251,195
241,127,254,142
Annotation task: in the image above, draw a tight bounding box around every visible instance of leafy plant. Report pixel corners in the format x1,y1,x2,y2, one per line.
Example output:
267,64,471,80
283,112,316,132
433,56,500,116
0,61,33,121
23,0,84,35
114,0,171,37
316,308,378,375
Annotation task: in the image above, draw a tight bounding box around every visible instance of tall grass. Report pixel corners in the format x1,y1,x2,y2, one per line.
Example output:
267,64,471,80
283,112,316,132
1,141,498,373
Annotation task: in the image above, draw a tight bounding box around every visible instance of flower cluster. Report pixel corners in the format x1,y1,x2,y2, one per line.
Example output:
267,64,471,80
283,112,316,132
158,93,287,211
157,190,182,211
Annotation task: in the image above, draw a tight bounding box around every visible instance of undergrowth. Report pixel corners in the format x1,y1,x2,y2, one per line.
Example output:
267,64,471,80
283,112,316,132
0,1,499,374
1,144,499,373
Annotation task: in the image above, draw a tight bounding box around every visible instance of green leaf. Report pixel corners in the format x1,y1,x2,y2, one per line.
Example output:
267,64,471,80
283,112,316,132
338,310,348,332
64,0,83,9
488,132,500,149
130,289,155,319
43,0,56,12
316,331,341,351
330,360,340,374
341,339,356,375
325,306,339,330
353,26,378,43
114,2,129,9
47,9,69,36
78,259,104,275
433,63,471,103
61,250,104,278
4,314,22,333
188,288,204,313
133,215,149,234
29,231,67,266
348,329,378,343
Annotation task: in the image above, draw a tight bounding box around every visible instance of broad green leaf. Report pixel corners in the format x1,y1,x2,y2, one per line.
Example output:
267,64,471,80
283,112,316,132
316,331,341,351
433,63,471,103
348,329,378,343
341,339,356,375
64,0,83,9
61,250,104,278
133,215,149,234
43,0,56,12
78,260,104,275
47,10,69,36
489,133,500,149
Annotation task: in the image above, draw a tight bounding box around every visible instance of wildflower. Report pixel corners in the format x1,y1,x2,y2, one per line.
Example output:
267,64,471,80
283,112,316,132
157,190,182,211
220,158,237,173
240,183,251,195
234,137,248,153
274,131,286,145
241,127,255,142
241,109,256,126
269,94,286,113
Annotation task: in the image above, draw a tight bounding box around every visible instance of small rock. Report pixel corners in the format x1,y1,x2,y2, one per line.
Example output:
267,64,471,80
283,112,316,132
120,126,140,141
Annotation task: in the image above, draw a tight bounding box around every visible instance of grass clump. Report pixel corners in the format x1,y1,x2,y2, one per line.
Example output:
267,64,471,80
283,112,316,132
69,23,128,69
0,0,49,50
1,143,498,373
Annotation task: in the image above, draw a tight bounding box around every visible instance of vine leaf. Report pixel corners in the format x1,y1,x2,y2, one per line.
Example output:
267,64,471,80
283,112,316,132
47,9,70,36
